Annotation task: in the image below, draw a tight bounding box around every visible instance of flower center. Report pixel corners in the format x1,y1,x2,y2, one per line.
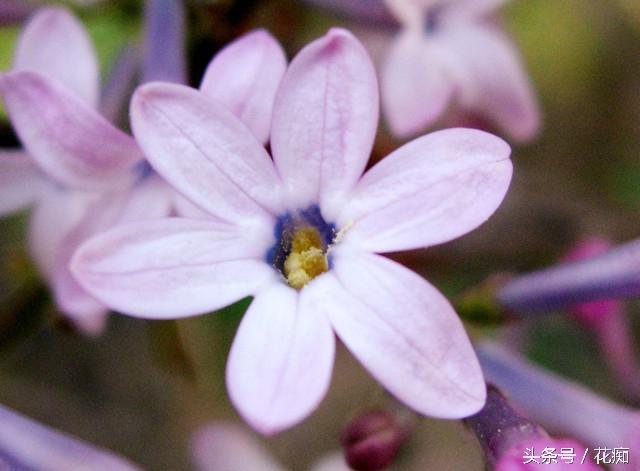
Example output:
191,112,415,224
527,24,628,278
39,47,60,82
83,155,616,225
267,206,335,289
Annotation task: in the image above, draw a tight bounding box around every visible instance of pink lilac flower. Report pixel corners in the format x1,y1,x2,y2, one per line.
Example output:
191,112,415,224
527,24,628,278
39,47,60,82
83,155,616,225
0,404,141,471
0,7,171,334
192,422,350,471
477,342,640,471
381,0,540,141
72,28,512,434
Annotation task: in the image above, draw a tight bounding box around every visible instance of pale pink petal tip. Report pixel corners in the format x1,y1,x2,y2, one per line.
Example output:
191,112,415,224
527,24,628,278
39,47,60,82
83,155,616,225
199,28,286,144
227,283,335,435
13,6,99,106
270,26,378,220
191,422,286,471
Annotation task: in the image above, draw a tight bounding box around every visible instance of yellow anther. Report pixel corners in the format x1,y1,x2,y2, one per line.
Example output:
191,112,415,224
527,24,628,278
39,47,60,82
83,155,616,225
284,226,329,289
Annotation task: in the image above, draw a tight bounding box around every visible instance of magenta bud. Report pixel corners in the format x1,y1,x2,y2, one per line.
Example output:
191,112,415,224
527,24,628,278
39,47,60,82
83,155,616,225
340,410,411,471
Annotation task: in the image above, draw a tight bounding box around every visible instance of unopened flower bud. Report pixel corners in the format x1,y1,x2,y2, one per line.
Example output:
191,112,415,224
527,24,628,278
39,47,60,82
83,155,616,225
340,409,412,471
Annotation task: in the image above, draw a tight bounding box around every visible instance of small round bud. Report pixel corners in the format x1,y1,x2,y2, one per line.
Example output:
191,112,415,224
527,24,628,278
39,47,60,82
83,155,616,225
340,409,411,471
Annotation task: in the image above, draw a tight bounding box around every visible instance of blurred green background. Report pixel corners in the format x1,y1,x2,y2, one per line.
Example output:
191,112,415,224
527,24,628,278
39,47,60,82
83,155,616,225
1,0,640,469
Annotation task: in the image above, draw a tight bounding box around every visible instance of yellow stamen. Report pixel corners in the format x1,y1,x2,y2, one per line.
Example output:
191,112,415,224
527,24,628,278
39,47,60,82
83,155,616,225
283,226,329,289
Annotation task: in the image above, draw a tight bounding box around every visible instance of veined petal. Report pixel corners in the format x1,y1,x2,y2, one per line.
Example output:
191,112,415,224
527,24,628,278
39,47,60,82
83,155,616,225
200,29,287,145
0,404,141,471
13,6,99,106
439,24,540,142
227,282,335,435
339,128,512,253
381,31,453,138
0,150,49,216
270,28,379,221
53,176,172,334
312,250,486,418
192,423,287,471
0,71,142,190
71,218,276,318
130,83,284,225
28,189,97,283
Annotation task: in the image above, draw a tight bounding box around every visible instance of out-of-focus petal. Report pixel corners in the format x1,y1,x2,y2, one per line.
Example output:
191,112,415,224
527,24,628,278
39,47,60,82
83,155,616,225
0,71,142,190
443,0,509,20
439,24,540,142
383,0,427,30
192,423,287,471
130,83,284,225
311,250,486,418
0,150,49,216
0,404,141,471
53,175,172,335
310,452,352,471
200,29,287,145
0,0,38,26
71,218,276,318
142,0,186,84
28,189,97,283
13,6,99,106
270,28,378,221
381,31,453,138
227,282,335,435
338,128,512,253
100,45,140,123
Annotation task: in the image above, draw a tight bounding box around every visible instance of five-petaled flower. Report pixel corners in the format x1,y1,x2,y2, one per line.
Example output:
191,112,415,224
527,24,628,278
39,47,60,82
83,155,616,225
72,28,512,434
381,0,540,141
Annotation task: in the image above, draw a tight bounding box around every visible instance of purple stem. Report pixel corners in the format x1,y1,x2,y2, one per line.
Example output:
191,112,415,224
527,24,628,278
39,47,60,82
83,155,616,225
142,0,187,84
99,45,140,124
476,342,640,461
498,238,640,314
465,385,547,468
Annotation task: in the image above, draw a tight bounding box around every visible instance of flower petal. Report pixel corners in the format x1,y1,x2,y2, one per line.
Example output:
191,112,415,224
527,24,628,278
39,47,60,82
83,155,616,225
13,6,99,107
0,71,142,190
227,282,335,435
200,29,287,145
439,24,540,142
270,28,378,221
71,218,276,318
130,82,284,225
311,250,486,418
443,0,509,20
381,31,453,138
0,404,141,471
192,423,287,471
53,176,173,334
310,452,351,471
28,189,97,283
338,128,512,253
0,150,49,216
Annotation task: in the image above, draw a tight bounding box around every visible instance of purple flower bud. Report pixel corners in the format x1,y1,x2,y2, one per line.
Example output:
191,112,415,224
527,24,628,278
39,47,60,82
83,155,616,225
477,342,640,470
498,238,640,314
340,409,412,471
